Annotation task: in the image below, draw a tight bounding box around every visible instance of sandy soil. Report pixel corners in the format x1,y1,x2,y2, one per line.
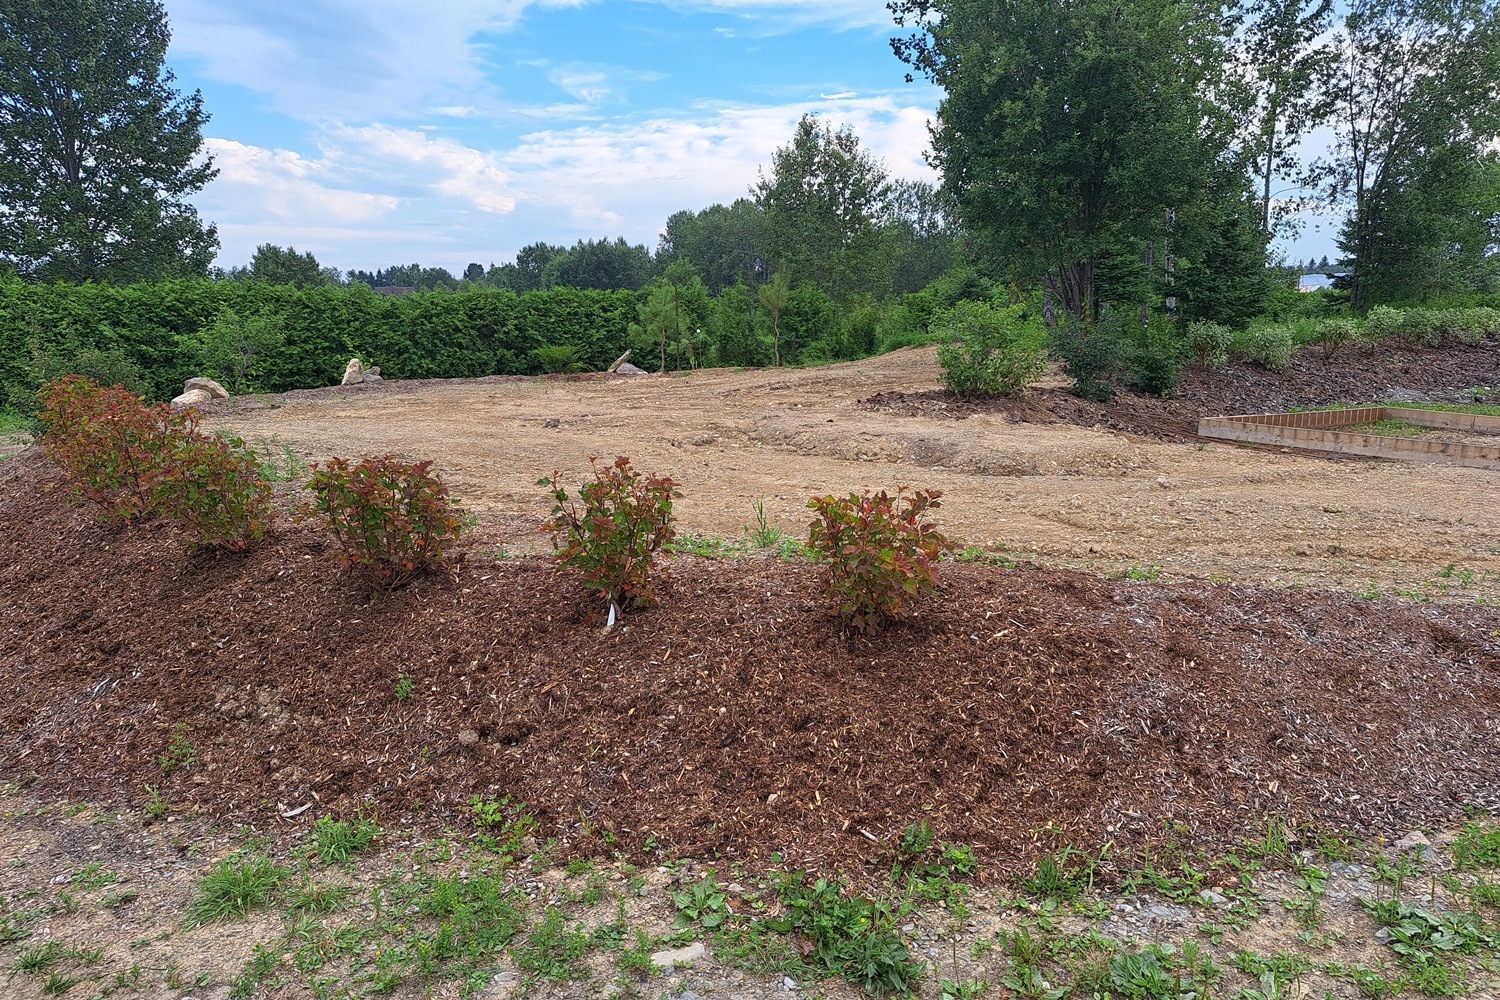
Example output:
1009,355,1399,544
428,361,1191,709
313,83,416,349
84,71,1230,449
207,347,1500,603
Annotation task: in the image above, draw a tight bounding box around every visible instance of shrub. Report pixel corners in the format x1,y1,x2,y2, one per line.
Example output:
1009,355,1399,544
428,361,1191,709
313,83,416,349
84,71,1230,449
1398,308,1442,348
1124,319,1184,397
156,432,274,551
1184,320,1232,369
36,375,191,522
539,456,680,619
1363,305,1404,344
1312,318,1359,360
1245,325,1297,371
303,455,467,591
530,344,587,374
806,487,952,633
932,300,1048,398
1050,315,1123,401
1454,307,1500,345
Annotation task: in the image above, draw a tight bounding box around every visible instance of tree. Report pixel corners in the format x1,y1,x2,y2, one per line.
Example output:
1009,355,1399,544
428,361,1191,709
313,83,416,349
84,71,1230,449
883,178,957,295
246,244,331,288
0,0,218,283
757,265,791,366
656,199,768,294
1322,0,1500,307
753,115,894,303
891,0,1237,321
190,308,285,394
1234,0,1338,236
462,262,485,284
544,238,655,291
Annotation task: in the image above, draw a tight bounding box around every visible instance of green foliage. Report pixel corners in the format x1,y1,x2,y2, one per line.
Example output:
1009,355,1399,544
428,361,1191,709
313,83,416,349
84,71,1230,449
539,456,680,616
158,722,195,774
36,375,191,522
672,874,730,932
155,431,274,551
303,455,468,592
185,854,290,927
1050,315,1124,402
1245,325,1298,370
189,308,285,394
1185,319,1232,369
310,816,380,864
1451,822,1500,869
466,794,540,857
1123,318,1185,397
933,299,1048,398
0,0,219,283
767,871,926,995
1364,305,1405,343
806,487,953,633
1312,317,1359,360
529,344,587,374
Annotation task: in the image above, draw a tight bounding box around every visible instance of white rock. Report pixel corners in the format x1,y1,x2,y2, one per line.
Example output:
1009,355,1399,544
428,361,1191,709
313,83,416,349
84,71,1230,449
650,941,705,971
341,358,366,385
182,376,229,399
171,388,213,409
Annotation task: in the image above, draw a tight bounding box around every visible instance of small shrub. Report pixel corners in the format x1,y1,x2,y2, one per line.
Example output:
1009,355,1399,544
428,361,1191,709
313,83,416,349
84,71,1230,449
1399,308,1442,348
1245,325,1297,371
1185,320,1232,369
933,300,1048,398
539,456,680,618
531,344,588,374
1312,318,1359,361
1452,307,1500,346
1364,305,1405,344
1050,315,1123,401
36,376,191,522
806,487,953,633
156,433,274,551
1124,319,1184,397
303,455,467,591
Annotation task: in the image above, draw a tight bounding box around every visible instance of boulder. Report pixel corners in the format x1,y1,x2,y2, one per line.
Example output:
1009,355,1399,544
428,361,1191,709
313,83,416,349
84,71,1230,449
182,376,229,400
341,358,366,385
364,366,382,383
171,388,213,409
615,362,648,376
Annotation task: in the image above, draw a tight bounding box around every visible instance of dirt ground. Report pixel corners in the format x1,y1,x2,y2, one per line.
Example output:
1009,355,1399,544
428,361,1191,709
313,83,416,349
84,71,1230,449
204,345,1500,603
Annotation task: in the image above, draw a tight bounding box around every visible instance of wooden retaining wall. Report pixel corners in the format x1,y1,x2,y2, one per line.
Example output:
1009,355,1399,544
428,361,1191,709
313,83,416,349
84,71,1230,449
1197,406,1500,470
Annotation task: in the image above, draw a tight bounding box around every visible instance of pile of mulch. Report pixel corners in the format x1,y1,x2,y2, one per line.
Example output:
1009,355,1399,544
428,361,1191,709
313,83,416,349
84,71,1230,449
3,448,1498,877
859,341,1500,443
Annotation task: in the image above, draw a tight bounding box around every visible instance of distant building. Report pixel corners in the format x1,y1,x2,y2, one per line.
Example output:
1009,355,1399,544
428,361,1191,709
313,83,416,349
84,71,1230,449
371,286,419,298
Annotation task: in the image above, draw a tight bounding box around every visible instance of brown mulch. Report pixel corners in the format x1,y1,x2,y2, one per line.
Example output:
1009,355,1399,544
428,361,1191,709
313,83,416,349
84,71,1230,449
4,448,1498,879
858,342,1500,443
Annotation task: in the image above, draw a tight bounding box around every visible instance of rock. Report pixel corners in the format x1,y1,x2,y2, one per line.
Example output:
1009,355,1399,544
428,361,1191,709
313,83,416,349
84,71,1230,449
651,941,705,972
182,376,229,400
483,968,519,998
607,349,633,373
457,729,479,747
616,362,649,376
341,358,366,385
171,388,213,409
1394,831,1430,851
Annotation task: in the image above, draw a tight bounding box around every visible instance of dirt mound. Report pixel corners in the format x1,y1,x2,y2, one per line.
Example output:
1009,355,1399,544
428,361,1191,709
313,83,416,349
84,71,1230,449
4,449,1497,877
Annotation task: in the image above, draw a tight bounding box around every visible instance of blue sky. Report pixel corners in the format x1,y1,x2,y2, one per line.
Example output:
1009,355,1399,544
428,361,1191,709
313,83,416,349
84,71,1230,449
162,0,1336,276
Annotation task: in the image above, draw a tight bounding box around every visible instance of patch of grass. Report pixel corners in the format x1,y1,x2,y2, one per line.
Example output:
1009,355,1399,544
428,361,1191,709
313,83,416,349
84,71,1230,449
184,854,290,926
514,905,593,981
1389,400,1500,417
15,938,64,972
309,815,380,864
70,862,118,889
1452,822,1500,869
286,879,353,913
158,722,196,775
744,499,787,548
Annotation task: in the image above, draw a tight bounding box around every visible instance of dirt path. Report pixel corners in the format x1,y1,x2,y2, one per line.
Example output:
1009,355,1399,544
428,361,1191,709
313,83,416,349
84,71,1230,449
207,347,1500,603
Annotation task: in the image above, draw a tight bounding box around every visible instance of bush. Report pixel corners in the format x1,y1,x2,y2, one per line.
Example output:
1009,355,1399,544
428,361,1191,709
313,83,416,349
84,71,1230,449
1312,318,1359,360
191,308,285,394
303,455,467,591
1124,319,1184,397
1245,325,1297,371
932,300,1048,398
539,456,680,619
157,432,274,551
1050,315,1124,401
1185,320,1232,369
1363,305,1404,344
1399,308,1442,348
806,487,952,633
530,344,587,374
36,375,191,522
1454,307,1500,345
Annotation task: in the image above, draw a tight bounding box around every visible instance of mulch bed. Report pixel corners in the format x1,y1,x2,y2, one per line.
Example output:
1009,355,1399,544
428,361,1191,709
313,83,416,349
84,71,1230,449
4,448,1499,879
859,342,1500,443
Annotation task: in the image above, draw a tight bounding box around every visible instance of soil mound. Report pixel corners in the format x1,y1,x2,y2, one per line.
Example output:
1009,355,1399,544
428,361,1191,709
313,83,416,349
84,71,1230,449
4,449,1498,876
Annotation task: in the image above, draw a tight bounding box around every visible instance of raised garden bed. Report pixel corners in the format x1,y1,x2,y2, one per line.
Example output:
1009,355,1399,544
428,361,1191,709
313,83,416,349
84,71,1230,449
1199,405,1500,470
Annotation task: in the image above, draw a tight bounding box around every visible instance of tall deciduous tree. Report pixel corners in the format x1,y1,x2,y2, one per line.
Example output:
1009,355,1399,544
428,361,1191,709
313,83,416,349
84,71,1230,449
246,244,331,288
891,0,1237,321
0,0,218,283
753,115,894,304
1321,0,1500,307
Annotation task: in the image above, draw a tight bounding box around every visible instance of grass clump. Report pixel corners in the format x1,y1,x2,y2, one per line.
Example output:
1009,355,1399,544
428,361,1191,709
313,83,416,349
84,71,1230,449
185,854,290,927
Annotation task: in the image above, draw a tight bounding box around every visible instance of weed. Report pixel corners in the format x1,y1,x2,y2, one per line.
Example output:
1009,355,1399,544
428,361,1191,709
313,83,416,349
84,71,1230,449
1023,846,1098,902
286,879,353,913
672,873,729,933
746,499,786,547
15,938,63,972
1452,822,1500,869
71,862,117,889
393,673,415,700
184,854,290,926
310,815,380,864
142,785,167,820
467,794,540,858
158,722,196,774
514,905,592,981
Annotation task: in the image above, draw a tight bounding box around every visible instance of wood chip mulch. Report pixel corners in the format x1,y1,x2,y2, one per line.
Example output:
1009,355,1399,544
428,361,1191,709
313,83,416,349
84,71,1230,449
3,448,1498,879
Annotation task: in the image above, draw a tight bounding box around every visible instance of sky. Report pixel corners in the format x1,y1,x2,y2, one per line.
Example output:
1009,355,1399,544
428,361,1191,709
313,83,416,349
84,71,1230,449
161,0,1338,277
